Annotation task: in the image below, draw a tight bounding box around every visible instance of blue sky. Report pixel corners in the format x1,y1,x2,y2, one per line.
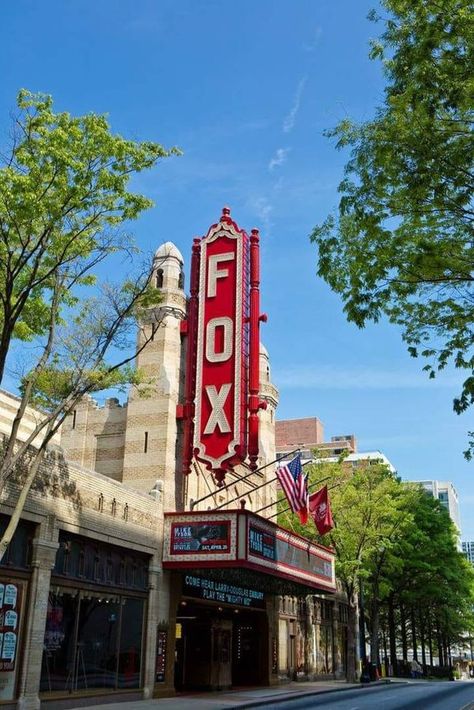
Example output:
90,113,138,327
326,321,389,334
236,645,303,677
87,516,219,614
2,1,473,536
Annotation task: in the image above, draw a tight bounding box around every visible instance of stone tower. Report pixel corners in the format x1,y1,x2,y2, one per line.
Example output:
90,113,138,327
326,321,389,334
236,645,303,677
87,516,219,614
60,233,279,515
121,242,186,506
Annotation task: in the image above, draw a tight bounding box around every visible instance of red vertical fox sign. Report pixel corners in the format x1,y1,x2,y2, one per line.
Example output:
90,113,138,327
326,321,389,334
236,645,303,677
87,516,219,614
182,208,263,486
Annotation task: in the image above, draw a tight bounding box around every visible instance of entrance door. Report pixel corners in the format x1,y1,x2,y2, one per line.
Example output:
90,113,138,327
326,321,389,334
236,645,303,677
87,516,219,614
232,616,267,686
175,603,268,690
210,620,232,689
176,620,212,690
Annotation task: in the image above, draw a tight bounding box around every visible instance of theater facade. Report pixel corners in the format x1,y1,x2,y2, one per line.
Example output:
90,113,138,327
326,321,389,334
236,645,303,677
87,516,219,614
0,209,345,710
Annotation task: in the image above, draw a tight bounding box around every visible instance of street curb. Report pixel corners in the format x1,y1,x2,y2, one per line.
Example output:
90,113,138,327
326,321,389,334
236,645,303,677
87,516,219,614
225,679,408,710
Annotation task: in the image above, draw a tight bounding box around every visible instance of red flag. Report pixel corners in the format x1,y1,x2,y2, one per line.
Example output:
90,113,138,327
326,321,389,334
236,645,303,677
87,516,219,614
297,473,309,524
309,486,334,535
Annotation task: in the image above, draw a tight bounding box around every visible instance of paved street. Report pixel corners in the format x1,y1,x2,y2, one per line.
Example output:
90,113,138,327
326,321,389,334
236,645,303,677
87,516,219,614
75,680,474,710
262,681,474,710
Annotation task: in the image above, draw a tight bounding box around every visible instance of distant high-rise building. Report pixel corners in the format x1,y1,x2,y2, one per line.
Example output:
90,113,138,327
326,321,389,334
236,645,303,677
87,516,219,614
275,417,395,471
416,480,461,537
462,541,474,564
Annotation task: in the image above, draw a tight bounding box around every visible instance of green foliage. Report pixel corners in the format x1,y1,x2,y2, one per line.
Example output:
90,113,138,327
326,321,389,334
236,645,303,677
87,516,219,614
0,89,180,374
0,89,179,488
378,485,474,644
311,1,474,443
279,459,474,663
278,460,411,596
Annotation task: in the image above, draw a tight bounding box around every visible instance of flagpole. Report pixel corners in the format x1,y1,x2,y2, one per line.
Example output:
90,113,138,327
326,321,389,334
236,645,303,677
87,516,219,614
254,472,332,516
189,448,301,510
266,481,342,521
213,474,278,510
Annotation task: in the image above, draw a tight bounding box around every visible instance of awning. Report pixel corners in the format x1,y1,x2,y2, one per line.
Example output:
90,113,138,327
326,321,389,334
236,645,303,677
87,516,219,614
162,509,336,596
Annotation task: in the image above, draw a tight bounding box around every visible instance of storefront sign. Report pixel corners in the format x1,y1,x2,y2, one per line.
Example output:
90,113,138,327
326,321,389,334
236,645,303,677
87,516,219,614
183,575,265,609
155,630,167,683
193,210,250,483
163,511,336,594
248,525,276,561
170,521,231,554
0,579,24,701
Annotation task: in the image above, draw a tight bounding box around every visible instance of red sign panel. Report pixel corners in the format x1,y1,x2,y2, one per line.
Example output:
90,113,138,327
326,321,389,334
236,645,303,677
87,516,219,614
193,211,249,478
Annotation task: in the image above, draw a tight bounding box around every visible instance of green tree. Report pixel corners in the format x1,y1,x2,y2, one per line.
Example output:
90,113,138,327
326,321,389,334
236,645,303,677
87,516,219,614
375,486,474,671
280,459,412,682
0,90,180,559
311,0,474,452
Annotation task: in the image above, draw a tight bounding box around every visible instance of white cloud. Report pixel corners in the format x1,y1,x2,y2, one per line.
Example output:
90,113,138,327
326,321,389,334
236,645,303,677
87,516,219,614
274,364,462,390
249,196,273,235
268,147,291,171
283,77,307,133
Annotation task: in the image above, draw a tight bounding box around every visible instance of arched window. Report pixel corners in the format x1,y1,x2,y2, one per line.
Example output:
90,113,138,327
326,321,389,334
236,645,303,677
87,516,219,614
156,269,164,288
178,268,185,290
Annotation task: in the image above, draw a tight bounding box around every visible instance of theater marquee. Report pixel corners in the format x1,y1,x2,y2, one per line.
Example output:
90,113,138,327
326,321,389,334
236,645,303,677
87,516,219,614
181,208,264,485
163,510,336,594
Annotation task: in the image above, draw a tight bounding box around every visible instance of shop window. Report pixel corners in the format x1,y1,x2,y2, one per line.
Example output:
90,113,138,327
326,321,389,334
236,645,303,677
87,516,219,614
93,550,100,581
61,542,70,575
319,625,333,674
0,516,35,570
78,547,85,577
117,597,144,688
53,532,149,591
41,591,79,692
297,598,306,618
321,600,332,621
40,591,144,693
106,555,113,583
339,603,348,623
119,558,126,586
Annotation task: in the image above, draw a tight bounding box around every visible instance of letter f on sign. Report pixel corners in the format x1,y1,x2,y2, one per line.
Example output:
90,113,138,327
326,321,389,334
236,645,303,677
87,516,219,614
204,384,232,434
207,252,234,297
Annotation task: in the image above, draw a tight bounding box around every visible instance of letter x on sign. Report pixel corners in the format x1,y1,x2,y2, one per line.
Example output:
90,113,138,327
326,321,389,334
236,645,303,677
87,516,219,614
203,384,231,434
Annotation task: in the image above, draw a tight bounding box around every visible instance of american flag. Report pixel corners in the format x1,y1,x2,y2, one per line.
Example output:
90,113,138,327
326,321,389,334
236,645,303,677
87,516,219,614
276,454,309,523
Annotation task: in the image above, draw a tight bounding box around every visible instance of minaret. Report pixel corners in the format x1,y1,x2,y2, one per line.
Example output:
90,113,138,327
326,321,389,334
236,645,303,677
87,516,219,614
121,242,186,508
258,342,279,509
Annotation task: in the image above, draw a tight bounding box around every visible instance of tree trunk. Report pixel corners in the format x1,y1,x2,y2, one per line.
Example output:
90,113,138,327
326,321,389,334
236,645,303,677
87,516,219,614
346,596,358,682
419,609,426,667
411,608,418,661
437,628,444,666
400,604,408,660
428,615,433,666
0,447,46,561
369,593,380,665
388,594,397,673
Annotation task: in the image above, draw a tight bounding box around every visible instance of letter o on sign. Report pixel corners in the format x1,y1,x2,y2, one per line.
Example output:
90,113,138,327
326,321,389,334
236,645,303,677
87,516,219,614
206,317,233,363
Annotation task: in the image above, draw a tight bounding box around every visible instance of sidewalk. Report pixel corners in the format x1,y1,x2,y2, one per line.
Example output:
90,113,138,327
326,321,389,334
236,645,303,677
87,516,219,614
75,679,404,710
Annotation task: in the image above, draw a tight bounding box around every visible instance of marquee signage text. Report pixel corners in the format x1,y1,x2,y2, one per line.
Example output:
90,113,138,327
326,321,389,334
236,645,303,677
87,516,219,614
170,521,231,554
163,511,336,594
248,525,276,561
183,575,265,609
